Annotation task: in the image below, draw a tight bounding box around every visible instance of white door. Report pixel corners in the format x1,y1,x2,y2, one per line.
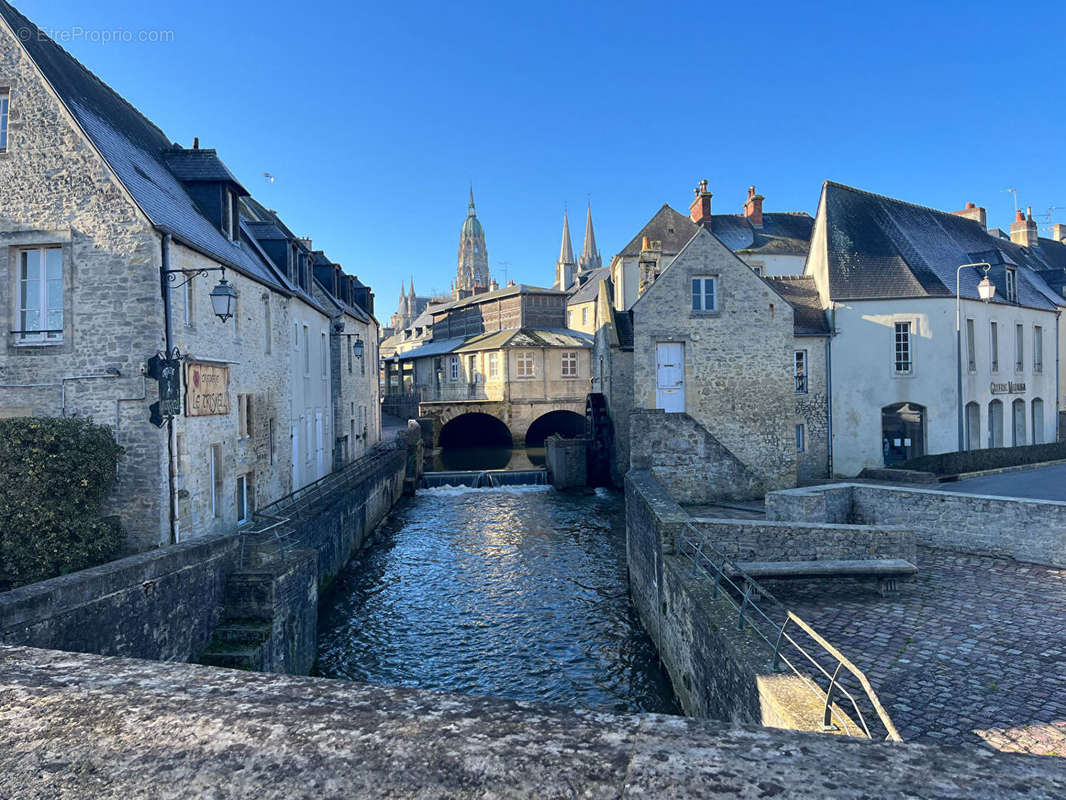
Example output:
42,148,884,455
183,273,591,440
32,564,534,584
656,342,685,412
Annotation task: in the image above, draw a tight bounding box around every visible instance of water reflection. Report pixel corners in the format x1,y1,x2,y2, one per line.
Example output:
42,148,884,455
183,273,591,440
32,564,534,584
433,446,545,471
317,486,679,715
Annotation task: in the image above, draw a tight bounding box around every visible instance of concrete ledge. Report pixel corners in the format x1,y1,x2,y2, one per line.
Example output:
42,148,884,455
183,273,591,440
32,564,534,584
1,645,1064,799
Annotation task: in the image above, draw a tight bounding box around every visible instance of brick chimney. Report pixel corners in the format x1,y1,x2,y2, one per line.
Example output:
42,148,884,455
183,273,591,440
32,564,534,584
1051,223,1066,243
689,179,712,227
743,185,764,228
952,201,987,230
1010,207,1038,248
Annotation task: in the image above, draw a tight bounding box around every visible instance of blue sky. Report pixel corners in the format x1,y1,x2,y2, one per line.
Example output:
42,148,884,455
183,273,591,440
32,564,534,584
16,0,1066,309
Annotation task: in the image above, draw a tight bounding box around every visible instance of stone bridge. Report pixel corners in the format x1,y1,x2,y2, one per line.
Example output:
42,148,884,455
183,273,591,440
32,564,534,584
418,398,587,448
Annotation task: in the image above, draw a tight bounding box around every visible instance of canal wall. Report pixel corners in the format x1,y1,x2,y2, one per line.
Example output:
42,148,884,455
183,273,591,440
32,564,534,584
0,434,412,672
2,645,1062,799
625,469,870,732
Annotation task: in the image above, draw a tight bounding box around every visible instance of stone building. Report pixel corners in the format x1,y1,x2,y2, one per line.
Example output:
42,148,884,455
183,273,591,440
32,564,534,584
388,284,592,448
805,181,1066,475
385,277,433,336
0,3,380,550
454,187,493,299
554,203,602,293
566,266,611,334
610,183,813,310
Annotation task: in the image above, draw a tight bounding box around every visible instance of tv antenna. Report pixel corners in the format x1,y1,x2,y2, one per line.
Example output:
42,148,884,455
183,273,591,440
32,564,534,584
497,260,511,285
1002,187,1018,212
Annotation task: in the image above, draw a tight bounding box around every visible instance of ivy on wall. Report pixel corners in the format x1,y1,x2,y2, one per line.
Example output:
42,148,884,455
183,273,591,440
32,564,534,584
0,417,126,589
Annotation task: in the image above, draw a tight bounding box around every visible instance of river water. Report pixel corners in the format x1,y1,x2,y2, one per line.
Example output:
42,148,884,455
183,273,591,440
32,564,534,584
316,483,679,715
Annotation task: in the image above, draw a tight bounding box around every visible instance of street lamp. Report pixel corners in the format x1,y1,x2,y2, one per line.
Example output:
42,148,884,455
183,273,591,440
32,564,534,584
353,333,364,360
208,275,238,322
956,262,996,451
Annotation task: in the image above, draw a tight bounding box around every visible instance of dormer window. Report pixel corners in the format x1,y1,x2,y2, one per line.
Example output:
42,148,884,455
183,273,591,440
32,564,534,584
1005,268,1017,303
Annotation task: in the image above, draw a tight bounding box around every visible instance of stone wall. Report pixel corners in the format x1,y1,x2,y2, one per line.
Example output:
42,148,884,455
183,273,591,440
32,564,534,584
3,646,1063,799
767,483,1066,567
796,336,830,482
545,435,588,489
631,228,798,492
686,518,916,565
630,409,763,502
0,534,239,661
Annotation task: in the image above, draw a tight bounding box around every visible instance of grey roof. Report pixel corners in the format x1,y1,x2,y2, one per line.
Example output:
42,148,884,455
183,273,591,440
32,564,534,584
0,3,291,294
313,278,370,324
161,148,247,192
567,267,611,305
820,182,1064,310
394,336,468,360
613,309,634,349
713,213,813,257
764,276,830,336
620,205,699,257
435,283,565,313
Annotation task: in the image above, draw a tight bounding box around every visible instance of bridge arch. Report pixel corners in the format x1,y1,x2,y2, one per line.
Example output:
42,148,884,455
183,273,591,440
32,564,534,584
525,410,586,448
439,412,514,450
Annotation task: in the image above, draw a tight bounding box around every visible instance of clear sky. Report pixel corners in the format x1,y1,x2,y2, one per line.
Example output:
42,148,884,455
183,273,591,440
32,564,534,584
16,0,1066,309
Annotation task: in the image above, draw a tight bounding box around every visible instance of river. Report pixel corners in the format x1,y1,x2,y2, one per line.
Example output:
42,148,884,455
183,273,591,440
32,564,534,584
316,483,679,715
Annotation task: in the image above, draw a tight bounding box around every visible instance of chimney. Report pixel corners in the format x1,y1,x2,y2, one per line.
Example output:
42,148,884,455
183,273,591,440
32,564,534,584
952,201,987,230
689,179,712,226
1051,223,1066,243
1010,206,1038,248
192,137,199,149
298,237,313,250
743,185,765,228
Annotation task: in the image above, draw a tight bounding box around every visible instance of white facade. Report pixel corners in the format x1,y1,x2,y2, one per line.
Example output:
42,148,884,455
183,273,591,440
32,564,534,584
828,297,1061,476
289,309,334,490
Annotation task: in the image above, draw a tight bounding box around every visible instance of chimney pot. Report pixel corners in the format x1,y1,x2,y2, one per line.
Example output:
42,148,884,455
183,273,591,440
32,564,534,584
689,180,712,226
1016,209,1026,222
193,137,199,149
965,202,975,209
744,185,765,228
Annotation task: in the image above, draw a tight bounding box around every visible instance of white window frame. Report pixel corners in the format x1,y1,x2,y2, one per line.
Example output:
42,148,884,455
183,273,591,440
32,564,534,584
581,307,589,326
17,246,63,343
302,325,310,376
893,321,913,375
691,275,717,313
517,350,535,378
966,317,976,373
449,355,459,381
1034,325,1044,374
990,321,999,373
561,351,578,378
794,350,808,393
1015,323,1024,373
1005,268,1017,303
0,89,9,153
236,474,250,525
321,331,328,379
488,352,498,378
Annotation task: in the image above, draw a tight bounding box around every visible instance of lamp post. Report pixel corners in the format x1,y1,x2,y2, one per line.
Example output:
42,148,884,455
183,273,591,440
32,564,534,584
956,262,996,451
353,334,364,361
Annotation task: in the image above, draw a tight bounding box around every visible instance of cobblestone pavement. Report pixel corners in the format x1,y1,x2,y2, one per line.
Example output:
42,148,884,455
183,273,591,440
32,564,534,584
766,547,1066,755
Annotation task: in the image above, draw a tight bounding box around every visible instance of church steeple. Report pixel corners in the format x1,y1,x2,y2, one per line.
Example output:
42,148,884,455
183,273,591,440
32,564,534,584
555,209,577,290
456,186,490,298
578,202,601,273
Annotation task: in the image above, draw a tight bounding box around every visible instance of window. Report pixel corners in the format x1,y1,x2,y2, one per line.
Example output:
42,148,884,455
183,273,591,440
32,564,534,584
794,350,808,393
468,355,477,384
268,418,276,465
183,274,195,327
1034,326,1043,374
1015,323,1024,373
517,351,535,378
795,424,806,453
1005,268,1017,303
17,247,63,342
582,307,589,326
263,298,271,354
302,325,310,375
990,321,999,373
965,402,981,451
1012,398,1026,446
966,318,976,372
0,89,8,152
568,311,574,327
988,400,1004,448
210,444,223,519
236,473,252,525
488,352,498,378
893,322,912,374
561,351,578,378
238,394,253,439
321,332,328,378
347,336,353,374
449,355,459,381
223,188,235,240
691,276,717,312
360,340,366,376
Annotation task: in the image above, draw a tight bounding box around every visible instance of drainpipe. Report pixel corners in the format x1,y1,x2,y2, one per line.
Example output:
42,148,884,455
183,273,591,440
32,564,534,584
161,233,178,545
825,304,835,477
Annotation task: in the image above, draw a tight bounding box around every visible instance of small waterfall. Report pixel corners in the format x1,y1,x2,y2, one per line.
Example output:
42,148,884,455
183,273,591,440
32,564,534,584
420,469,547,489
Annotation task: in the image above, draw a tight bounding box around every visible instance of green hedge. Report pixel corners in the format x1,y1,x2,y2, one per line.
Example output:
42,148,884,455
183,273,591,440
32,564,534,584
901,441,1066,476
0,417,126,589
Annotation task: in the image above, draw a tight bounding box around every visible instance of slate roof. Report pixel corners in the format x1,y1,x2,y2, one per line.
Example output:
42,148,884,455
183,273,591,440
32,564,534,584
567,267,611,305
435,284,565,313
713,213,813,257
619,205,699,257
613,309,634,349
161,148,247,191
820,182,1064,310
765,276,830,336
312,278,370,324
0,2,295,295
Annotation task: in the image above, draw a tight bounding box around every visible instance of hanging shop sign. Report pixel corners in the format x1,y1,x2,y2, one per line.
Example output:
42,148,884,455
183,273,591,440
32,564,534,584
185,361,230,416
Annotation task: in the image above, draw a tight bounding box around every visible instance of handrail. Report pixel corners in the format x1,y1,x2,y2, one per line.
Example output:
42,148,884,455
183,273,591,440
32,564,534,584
676,523,902,742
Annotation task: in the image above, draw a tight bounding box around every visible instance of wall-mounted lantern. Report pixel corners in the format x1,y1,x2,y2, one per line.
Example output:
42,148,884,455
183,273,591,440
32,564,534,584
208,275,238,322
353,333,364,360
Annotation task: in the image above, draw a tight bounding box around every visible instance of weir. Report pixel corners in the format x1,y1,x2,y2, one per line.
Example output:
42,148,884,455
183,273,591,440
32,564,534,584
420,468,548,488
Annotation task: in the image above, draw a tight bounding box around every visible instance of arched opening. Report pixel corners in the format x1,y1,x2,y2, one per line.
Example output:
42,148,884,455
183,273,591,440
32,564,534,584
525,410,587,449
881,402,925,466
437,413,513,470
988,399,1004,448
1032,398,1045,444
965,402,981,451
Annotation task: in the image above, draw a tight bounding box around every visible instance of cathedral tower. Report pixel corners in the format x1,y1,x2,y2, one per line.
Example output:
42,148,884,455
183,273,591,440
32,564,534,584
555,210,577,290
578,202,602,273
456,186,490,298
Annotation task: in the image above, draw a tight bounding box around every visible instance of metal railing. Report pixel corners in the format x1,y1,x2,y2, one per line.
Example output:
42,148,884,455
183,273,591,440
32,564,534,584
676,523,902,742
238,443,401,568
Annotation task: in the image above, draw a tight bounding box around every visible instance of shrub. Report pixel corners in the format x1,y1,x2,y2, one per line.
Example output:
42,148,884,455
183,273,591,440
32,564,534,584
900,441,1066,476
0,417,126,588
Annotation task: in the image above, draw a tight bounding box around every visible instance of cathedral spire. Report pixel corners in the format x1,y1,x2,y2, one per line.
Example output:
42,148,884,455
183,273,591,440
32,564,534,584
400,282,406,299
578,201,602,273
456,187,490,298
555,209,576,290
468,184,476,216
410,276,415,297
